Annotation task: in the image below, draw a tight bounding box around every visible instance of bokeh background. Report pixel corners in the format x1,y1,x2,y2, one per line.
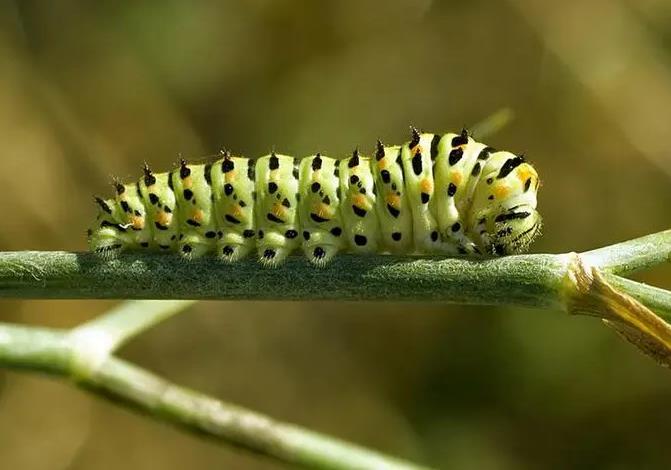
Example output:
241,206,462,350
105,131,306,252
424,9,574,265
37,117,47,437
2,1,671,468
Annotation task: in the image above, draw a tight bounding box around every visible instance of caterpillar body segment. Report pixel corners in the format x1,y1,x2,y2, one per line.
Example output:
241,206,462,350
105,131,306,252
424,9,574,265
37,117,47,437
89,129,542,265
431,131,486,254
209,153,256,263
371,143,413,254
138,171,178,252
299,154,343,266
255,153,301,267
170,161,217,258
339,151,381,255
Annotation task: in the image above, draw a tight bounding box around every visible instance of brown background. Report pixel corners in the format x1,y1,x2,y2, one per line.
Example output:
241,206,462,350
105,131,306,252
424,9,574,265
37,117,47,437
1,1,671,468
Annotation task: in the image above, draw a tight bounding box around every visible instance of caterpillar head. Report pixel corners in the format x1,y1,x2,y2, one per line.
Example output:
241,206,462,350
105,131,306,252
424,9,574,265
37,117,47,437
487,205,542,255
468,153,542,255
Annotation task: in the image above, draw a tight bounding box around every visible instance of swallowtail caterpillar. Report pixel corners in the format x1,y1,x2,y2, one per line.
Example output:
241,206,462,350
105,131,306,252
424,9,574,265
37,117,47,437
88,128,541,267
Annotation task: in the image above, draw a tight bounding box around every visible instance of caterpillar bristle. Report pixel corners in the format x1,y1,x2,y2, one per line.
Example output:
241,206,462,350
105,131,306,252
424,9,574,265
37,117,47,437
409,126,420,148
308,245,336,267
111,178,125,195
375,140,385,160
218,244,242,263
179,158,191,178
258,247,290,268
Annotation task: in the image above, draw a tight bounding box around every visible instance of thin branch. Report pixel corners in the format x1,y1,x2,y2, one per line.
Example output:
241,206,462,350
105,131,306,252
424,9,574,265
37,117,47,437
581,229,671,276
602,274,671,320
0,324,70,375
0,250,572,307
0,322,430,470
69,300,195,353
563,261,671,367
0,229,670,308
68,300,196,378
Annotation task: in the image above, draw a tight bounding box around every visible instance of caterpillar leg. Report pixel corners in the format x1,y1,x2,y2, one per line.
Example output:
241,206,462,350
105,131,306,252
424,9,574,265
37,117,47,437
178,235,212,260
255,229,295,267
257,245,293,268
217,239,253,263
442,224,480,255
302,230,340,267
307,245,339,267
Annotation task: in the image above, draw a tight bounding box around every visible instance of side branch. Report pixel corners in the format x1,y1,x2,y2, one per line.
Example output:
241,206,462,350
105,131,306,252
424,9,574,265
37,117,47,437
581,229,671,275
0,322,430,470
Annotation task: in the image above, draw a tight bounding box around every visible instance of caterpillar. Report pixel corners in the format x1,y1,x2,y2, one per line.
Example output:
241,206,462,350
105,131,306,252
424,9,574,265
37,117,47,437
88,128,541,267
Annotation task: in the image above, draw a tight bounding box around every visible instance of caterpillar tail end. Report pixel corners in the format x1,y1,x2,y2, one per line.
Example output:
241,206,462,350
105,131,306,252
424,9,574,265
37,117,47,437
88,227,124,260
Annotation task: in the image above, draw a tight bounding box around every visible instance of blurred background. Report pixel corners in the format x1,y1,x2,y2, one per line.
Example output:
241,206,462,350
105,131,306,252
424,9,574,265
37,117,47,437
2,0,671,468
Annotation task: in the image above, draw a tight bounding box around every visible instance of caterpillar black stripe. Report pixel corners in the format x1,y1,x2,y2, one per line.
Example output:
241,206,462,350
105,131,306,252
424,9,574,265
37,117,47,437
88,128,541,266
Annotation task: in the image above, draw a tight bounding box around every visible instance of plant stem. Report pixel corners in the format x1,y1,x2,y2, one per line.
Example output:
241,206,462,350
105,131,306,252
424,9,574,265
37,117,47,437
0,250,572,306
603,273,671,319
0,324,70,375
2,230,671,468
69,300,196,352
581,229,671,275
0,321,431,470
1,229,670,309
67,300,197,378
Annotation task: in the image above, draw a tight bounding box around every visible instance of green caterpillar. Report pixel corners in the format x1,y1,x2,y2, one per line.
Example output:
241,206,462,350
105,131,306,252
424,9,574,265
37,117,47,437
88,128,541,266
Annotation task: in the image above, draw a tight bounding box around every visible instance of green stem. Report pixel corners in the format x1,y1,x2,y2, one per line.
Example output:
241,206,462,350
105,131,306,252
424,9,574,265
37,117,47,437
70,300,196,353
67,300,197,379
603,273,671,319
0,250,572,307
0,324,70,375
0,322,430,470
581,229,671,275
1,229,670,309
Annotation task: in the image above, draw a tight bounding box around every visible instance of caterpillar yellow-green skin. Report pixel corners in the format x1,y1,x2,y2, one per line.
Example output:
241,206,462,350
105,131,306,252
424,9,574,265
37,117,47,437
88,129,541,267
